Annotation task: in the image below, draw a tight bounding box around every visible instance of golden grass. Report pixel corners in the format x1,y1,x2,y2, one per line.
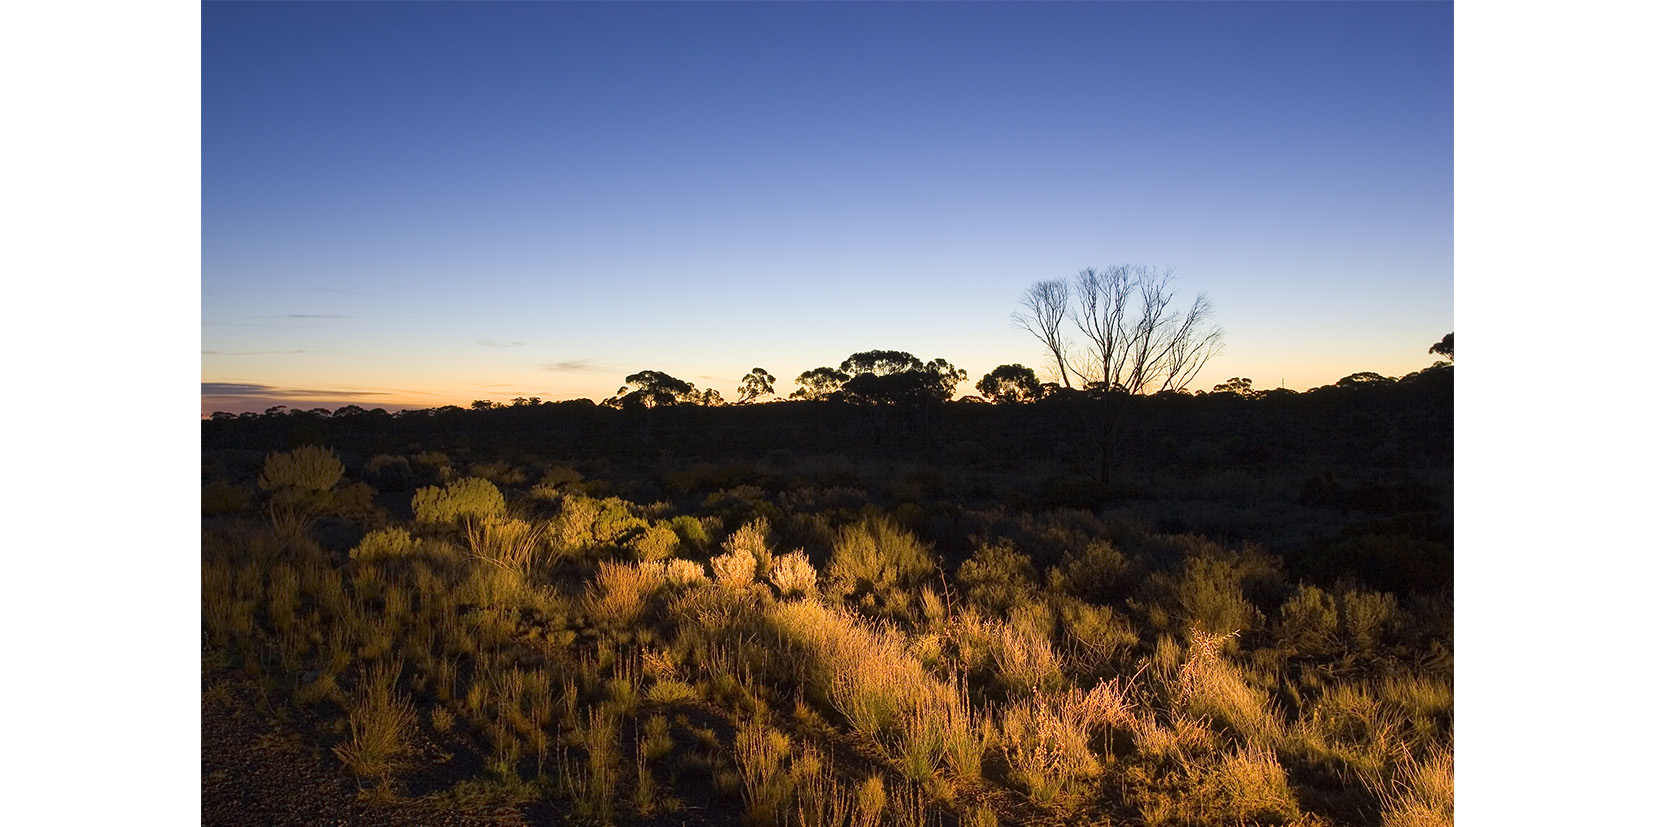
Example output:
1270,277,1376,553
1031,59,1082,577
332,660,416,783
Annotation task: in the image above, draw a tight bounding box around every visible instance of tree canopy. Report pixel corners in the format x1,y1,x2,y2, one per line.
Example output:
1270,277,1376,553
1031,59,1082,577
605,370,699,409
1428,333,1453,362
976,364,1044,403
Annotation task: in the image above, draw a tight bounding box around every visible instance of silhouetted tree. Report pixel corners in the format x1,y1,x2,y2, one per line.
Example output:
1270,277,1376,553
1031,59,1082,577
1211,377,1254,396
1336,372,1395,387
976,364,1044,403
791,366,850,400
1012,279,1075,389
839,350,924,377
738,368,776,404
1429,333,1454,362
606,370,698,409
837,351,965,406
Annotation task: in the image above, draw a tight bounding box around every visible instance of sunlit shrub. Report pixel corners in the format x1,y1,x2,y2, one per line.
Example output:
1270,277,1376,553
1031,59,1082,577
1166,628,1283,749
767,550,818,599
351,527,417,561
826,515,935,613
470,460,528,487
1276,583,1340,655
989,611,1066,697
711,546,757,588
1000,691,1100,803
628,522,681,562
723,517,773,579
1174,555,1263,639
412,476,506,526
1378,745,1453,827
332,660,416,783
258,445,343,493
663,558,709,587
1340,587,1398,652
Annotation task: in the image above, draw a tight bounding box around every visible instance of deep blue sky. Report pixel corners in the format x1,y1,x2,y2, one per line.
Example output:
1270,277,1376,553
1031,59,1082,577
202,1,1453,413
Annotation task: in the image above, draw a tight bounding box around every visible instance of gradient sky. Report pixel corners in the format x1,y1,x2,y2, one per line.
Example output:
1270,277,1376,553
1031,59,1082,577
202,1,1453,416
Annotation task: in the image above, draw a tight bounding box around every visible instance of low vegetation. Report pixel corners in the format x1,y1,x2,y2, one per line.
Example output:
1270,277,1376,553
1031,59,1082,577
203,403,1451,827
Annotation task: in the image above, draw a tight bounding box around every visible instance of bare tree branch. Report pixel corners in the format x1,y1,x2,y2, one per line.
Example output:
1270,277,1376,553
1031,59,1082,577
1012,279,1074,389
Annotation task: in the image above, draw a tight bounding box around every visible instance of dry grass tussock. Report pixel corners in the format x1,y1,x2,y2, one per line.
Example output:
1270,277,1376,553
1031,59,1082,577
332,660,417,783
1376,745,1453,827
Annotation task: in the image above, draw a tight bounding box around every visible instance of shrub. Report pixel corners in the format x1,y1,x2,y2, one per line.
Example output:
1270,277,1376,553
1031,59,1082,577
258,445,344,493
412,477,506,526
1054,597,1139,676
663,558,709,587
531,464,583,496
1339,587,1398,652
1276,583,1340,655
628,523,681,562
826,516,935,614
724,517,774,579
1052,540,1132,604
1378,746,1453,827
987,612,1066,697
465,517,547,574
351,527,417,561
669,515,711,550
955,539,1036,616
735,721,794,825
1000,692,1100,803
1174,555,1263,639
470,460,528,486
767,550,818,599
363,454,412,490
711,547,757,589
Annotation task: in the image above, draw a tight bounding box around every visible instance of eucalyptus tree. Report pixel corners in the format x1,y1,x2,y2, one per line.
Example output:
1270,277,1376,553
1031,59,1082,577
737,368,777,404
976,364,1044,403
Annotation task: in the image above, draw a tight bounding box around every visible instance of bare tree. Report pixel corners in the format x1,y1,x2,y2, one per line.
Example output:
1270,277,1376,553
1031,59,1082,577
1012,264,1226,489
1066,265,1223,394
1011,279,1075,389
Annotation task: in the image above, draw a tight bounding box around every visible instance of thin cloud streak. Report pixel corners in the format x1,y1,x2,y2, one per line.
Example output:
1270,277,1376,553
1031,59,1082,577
541,360,605,373
475,338,524,348
201,381,388,399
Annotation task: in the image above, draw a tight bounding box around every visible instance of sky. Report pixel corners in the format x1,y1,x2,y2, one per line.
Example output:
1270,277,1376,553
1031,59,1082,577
201,1,1453,415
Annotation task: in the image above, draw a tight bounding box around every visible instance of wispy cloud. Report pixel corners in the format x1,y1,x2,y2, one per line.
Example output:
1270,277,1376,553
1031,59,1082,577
286,314,348,319
541,359,604,373
201,381,387,399
476,338,524,348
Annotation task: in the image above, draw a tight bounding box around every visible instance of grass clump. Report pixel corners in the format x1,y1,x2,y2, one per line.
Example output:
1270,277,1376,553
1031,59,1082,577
332,660,417,785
